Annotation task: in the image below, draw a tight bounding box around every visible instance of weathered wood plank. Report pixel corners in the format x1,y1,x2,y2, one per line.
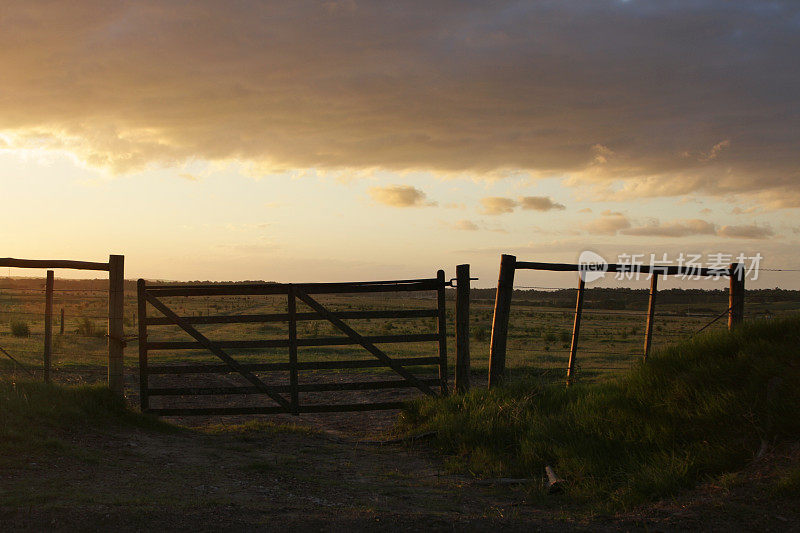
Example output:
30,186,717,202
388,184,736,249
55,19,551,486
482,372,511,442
643,274,658,360
145,279,439,297
144,308,438,326
516,260,733,278
137,279,149,411
0,258,110,271
455,263,470,393
146,357,440,374
288,286,299,413
43,271,54,383
566,277,586,386
144,333,440,351
436,269,448,395
147,378,442,396
147,401,408,416
107,254,125,396
489,254,516,388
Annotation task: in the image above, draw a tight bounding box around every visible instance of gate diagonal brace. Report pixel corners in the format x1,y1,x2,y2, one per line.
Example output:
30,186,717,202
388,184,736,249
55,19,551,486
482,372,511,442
145,293,292,410
294,290,437,396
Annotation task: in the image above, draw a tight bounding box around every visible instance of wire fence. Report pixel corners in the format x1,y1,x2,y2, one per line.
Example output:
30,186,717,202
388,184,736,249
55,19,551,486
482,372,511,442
1,273,798,387
494,276,798,384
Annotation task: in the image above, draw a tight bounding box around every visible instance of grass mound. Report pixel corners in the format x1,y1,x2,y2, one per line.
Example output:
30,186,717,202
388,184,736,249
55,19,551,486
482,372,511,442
400,317,800,510
0,380,172,462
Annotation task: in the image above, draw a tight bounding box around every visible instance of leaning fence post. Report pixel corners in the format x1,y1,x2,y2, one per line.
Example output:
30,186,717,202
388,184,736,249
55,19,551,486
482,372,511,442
643,273,658,360
455,263,471,393
566,277,585,386
108,254,125,396
728,263,745,330
489,254,516,389
44,270,54,383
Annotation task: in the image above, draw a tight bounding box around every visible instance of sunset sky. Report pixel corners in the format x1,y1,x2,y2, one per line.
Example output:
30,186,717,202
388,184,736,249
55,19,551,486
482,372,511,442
1,1,798,288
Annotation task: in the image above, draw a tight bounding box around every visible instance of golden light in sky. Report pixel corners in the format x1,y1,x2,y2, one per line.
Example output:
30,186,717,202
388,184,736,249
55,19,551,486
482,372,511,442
1,1,797,286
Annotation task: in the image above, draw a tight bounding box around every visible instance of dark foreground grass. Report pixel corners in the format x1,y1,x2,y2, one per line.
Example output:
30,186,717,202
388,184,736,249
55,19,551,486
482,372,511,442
400,317,800,510
0,380,173,464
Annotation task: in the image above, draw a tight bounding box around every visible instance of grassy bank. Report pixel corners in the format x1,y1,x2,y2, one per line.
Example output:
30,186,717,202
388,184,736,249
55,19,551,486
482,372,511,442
400,317,800,510
0,380,172,465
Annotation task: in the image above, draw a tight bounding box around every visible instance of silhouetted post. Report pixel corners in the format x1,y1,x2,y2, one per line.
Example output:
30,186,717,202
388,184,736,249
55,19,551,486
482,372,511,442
287,285,300,414
643,274,658,360
108,254,125,396
728,263,745,330
455,264,471,393
44,270,54,383
566,277,585,386
59,308,65,335
437,269,449,395
489,254,516,388
137,279,149,412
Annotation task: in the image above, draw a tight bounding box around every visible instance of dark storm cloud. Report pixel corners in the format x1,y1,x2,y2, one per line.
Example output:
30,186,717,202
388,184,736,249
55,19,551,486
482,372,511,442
1,1,798,204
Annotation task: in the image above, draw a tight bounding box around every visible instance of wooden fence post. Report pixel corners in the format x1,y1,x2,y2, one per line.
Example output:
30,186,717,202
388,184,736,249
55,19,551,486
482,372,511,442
489,254,516,388
44,270,54,383
59,308,65,335
437,269,449,395
566,277,585,386
137,279,149,412
643,274,658,360
728,263,745,330
287,285,300,414
108,255,125,396
455,263,471,393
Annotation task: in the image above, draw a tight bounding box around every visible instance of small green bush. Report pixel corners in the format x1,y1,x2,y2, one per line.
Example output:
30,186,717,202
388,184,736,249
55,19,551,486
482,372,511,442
10,321,30,337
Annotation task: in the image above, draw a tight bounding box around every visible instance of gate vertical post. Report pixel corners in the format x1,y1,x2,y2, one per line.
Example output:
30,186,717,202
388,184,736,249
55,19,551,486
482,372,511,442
44,270,54,383
489,254,516,389
60,308,65,335
288,285,300,414
643,274,658,360
728,263,745,330
137,279,149,412
455,264,471,393
108,254,125,396
436,270,449,395
566,277,585,386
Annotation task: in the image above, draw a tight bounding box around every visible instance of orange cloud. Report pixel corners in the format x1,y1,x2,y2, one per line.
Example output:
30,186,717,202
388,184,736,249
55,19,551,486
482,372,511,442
368,185,433,207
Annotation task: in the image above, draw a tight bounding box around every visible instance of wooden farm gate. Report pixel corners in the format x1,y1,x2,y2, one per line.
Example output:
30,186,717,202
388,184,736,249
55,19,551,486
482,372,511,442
137,273,449,415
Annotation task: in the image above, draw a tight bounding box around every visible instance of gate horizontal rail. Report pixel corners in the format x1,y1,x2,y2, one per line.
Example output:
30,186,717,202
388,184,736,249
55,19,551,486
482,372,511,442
144,334,440,350
146,356,440,374
144,308,438,326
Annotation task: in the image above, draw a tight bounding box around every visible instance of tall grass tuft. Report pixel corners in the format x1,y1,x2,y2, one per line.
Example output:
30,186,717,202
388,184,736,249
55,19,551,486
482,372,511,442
400,316,800,510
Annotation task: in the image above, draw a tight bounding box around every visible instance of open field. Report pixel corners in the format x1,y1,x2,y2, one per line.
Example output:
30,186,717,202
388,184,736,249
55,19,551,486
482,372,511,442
2,277,799,394
0,279,800,388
